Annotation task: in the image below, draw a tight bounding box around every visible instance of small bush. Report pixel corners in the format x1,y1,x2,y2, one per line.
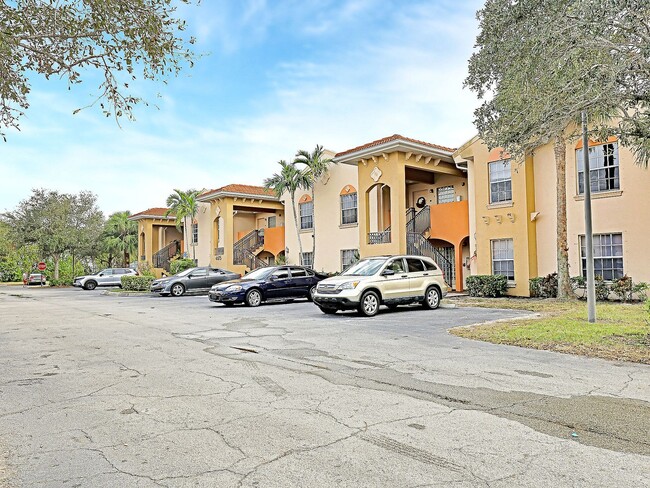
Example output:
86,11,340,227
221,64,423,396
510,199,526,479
529,273,558,298
170,258,196,275
610,276,648,302
121,275,154,291
466,275,508,297
48,278,68,287
137,261,156,278
595,276,610,301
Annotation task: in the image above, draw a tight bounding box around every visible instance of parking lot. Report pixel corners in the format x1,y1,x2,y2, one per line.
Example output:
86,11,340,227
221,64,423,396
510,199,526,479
1,286,649,487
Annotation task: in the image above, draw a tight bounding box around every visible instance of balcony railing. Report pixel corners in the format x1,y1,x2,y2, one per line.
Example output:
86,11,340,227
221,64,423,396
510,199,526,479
368,230,391,245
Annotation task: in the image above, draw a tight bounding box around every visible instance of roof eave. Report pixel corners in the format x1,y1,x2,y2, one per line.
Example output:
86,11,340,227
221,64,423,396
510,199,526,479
197,191,280,202
128,214,176,221
334,139,454,165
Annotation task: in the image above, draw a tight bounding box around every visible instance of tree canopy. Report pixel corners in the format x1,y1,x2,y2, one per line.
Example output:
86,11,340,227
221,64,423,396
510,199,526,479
1,189,104,278
0,0,196,139
465,0,650,165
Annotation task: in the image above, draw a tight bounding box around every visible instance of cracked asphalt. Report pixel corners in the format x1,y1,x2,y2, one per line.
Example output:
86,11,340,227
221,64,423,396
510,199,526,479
0,286,649,487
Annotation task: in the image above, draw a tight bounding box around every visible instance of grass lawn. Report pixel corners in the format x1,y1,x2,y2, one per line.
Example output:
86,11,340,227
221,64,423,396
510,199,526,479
449,297,650,364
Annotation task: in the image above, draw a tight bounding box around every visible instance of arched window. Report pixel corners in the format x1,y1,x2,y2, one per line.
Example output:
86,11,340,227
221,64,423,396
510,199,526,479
340,185,357,225
299,194,313,230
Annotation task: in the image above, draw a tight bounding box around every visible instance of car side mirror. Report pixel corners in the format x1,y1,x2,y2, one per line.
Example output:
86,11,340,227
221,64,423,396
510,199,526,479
268,275,276,281
98,273,104,277
382,269,395,276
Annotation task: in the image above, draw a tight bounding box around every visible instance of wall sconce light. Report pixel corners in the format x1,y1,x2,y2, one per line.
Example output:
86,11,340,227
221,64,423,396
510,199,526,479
530,212,540,221
507,212,515,223
482,216,490,225
495,215,502,224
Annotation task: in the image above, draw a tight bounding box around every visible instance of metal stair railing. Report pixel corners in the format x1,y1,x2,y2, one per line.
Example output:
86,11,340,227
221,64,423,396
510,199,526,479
242,249,268,270
152,240,180,271
406,232,455,286
406,205,430,235
233,229,265,265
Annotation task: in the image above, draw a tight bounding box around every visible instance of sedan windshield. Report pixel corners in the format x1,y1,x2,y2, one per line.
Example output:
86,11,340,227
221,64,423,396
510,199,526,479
342,259,386,276
242,267,274,280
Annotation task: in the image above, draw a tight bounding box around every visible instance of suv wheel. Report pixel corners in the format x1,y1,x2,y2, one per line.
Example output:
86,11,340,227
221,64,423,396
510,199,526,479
423,286,441,310
84,280,97,291
245,289,262,307
170,283,185,297
358,290,380,317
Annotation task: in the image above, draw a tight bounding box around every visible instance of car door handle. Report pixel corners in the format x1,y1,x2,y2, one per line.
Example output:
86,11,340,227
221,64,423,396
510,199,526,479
423,273,429,276
401,274,408,278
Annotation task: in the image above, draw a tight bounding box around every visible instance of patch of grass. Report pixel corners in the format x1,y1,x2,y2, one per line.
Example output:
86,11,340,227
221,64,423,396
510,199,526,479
450,298,650,364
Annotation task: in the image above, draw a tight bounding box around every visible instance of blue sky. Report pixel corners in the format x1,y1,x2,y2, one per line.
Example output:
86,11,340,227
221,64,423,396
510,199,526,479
0,0,484,215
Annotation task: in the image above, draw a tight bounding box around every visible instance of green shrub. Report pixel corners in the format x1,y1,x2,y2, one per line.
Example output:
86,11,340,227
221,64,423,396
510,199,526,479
529,273,558,298
466,275,508,297
170,258,196,275
610,276,648,302
137,261,156,278
595,276,610,301
48,278,68,287
121,275,154,291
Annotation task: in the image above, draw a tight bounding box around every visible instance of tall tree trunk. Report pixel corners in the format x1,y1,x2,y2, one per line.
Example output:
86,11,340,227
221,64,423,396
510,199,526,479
53,254,60,280
554,135,572,298
311,186,316,269
191,214,196,262
291,194,304,264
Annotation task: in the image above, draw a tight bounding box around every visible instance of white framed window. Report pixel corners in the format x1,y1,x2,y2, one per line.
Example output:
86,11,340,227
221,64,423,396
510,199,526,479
301,252,313,268
580,233,623,281
576,142,619,194
491,238,514,280
268,216,277,228
300,201,313,230
340,193,358,225
191,223,198,244
489,160,512,203
437,185,455,204
341,249,358,271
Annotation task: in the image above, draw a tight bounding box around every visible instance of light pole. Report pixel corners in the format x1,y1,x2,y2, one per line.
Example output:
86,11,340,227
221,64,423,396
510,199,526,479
581,111,596,322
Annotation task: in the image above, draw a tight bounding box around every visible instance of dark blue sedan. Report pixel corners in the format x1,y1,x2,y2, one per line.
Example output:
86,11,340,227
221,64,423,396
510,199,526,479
208,266,327,307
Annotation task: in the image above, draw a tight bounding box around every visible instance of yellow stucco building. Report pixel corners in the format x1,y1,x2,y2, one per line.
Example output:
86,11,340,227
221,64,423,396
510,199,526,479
453,134,650,296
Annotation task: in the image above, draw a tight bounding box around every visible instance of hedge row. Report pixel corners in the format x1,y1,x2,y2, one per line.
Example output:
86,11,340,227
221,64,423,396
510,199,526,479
465,275,508,297
121,275,154,291
170,258,196,275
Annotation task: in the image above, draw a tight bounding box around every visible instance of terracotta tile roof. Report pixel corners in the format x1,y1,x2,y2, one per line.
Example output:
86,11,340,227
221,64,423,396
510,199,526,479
129,207,174,219
201,184,276,199
335,134,456,158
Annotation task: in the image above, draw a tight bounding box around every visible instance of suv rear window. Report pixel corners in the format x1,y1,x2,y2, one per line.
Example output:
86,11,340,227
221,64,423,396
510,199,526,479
406,258,425,272
422,260,438,271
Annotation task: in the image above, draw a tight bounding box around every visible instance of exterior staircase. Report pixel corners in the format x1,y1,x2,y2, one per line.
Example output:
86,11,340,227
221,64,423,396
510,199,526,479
152,240,180,272
233,229,267,271
405,206,456,287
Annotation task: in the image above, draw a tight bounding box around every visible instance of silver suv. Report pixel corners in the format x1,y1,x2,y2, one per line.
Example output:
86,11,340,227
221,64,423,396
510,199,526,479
73,268,137,290
313,255,449,317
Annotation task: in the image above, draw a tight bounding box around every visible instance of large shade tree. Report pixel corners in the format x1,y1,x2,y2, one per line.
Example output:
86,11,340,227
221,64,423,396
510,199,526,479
264,161,310,265
0,0,196,139
1,189,104,279
465,0,650,298
294,145,335,269
165,189,200,261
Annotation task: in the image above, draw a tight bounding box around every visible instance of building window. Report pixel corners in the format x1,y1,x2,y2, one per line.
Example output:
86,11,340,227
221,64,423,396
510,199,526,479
300,201,313,230
268,216,277,228
191,223,198,244
437,185,455,204
577,142,619,194
341,249,358,271
301,252,313,268
491,239,514,280
580,233,623,281
489,160,512,203
341,193,358,225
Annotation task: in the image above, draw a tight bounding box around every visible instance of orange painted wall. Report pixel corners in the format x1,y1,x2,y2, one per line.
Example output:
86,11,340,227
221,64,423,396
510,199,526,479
429,200,469,246
263,226,285,256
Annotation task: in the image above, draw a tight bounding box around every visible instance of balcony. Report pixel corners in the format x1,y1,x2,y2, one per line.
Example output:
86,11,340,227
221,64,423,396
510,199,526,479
428,200,469,244
368,230,391,245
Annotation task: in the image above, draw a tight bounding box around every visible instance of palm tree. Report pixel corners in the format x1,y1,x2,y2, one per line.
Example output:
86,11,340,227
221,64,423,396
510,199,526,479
165,189,201,262
103,211,138,267
264,161,310,266
294,145,335,268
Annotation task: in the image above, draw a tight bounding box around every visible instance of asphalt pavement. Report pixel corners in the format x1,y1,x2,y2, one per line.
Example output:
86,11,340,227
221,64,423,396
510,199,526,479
0,286,648,487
